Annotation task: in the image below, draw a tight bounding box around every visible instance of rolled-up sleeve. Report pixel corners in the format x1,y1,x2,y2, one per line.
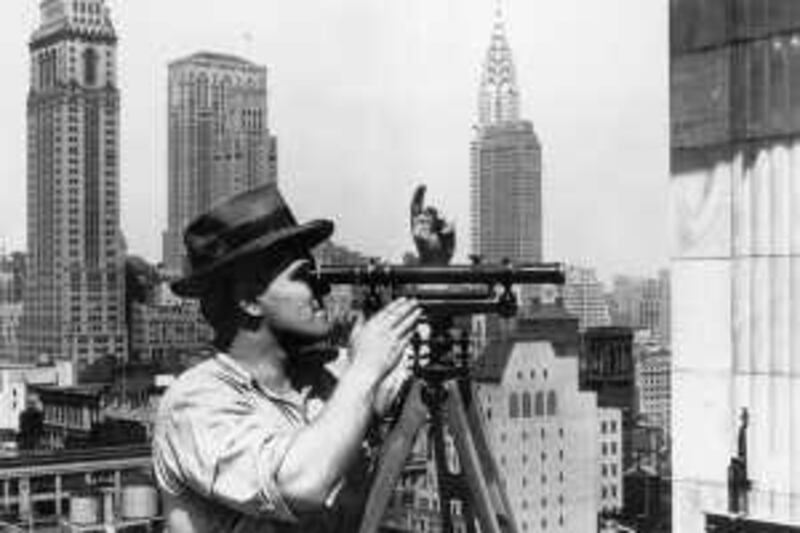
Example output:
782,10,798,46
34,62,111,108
153,374,299,523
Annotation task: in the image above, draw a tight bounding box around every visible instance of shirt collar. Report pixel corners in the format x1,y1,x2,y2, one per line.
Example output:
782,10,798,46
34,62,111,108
215,352,311,405
215,352,253,387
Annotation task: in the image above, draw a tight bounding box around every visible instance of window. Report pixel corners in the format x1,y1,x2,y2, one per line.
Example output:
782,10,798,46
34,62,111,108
522,392,532,417
83,47,98,86
535,391,545,416
509,393,519,418
547,391,557,415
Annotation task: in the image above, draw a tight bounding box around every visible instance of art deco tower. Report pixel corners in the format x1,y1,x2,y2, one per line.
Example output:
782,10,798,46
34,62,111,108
21,0,127,364
162,52,277,272
470,5,542,264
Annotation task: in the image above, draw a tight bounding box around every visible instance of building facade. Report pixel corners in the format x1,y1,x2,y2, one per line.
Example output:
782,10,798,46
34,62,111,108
20,0,127,365
162,52,277,272
129,299,211,362
671,0,800,529
470,11,542,265
562,266,612,332
473,341,622,533
636,346,671,444
0,304,23,362
0,361,74,443
0,253,25,305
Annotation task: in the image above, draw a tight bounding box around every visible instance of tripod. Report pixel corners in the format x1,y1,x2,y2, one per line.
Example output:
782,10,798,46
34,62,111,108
358,312,520,533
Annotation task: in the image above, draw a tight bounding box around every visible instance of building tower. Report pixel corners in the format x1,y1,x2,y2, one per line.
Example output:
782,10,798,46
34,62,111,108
162,52,277,272
20,0,127,365
470,3,542,264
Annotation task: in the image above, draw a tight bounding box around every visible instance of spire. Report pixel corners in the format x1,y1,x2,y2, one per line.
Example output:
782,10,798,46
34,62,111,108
478,0,520,126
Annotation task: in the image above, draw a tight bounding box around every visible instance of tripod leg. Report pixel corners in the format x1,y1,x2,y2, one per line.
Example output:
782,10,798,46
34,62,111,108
359,379,429,533
443,380,520,533
429,389,455,533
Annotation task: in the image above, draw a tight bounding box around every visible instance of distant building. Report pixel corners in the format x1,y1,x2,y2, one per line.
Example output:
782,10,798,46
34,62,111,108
20,0,127,365
607,271,670,346
635,347,670,444
0,303,23,361
163,51,277,272
129,299,212,362
470,9,542,267
473,341,622,532
0,361,74,443
34,384,107,449
563,266,612,332
0,252,25,304
580,327,636,473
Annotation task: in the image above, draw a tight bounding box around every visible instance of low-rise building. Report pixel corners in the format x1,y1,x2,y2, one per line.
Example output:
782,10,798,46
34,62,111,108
0,362,74,444
473,340,623,532
129,299,212,362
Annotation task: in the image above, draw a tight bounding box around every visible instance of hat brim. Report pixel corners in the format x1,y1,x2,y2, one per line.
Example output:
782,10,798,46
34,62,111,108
170,219,334,298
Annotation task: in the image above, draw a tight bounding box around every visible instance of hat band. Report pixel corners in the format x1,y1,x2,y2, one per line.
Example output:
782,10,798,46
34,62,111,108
187,204,298,267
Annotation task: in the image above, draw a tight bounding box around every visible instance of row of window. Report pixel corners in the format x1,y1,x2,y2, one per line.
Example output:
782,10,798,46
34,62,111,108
509,390,557,418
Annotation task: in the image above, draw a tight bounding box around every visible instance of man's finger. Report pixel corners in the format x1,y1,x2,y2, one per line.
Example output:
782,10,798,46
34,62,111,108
393,307,423,337
410,184,426,220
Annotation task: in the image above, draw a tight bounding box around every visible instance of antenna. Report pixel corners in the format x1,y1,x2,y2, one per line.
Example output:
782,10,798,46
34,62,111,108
242,31,254,59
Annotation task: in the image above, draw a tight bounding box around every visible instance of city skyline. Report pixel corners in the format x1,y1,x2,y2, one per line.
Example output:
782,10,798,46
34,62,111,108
0,0,669,281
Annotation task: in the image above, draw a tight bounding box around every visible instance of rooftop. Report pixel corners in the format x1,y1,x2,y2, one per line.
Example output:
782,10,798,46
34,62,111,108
171,51,258,68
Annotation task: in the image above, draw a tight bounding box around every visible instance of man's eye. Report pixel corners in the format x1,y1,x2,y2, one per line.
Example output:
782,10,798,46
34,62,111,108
291,263,314,282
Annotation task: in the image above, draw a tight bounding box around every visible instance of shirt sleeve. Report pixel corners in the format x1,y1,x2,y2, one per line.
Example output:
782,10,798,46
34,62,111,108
153,376,299,523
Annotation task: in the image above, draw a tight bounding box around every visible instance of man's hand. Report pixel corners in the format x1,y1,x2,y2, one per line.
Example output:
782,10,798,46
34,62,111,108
348,298,421,383
410,185,456,266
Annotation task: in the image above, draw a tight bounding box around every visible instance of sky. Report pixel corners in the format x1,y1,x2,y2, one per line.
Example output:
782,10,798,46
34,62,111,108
0,0,669,282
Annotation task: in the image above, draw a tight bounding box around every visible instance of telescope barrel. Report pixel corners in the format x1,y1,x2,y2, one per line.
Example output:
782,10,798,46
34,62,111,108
314,262,565,286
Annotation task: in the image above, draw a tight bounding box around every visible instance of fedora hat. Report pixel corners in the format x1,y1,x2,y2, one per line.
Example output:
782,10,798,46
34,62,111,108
171,183,333,297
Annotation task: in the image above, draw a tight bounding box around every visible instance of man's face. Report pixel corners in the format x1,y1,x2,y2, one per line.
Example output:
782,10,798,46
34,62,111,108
254,258,332,341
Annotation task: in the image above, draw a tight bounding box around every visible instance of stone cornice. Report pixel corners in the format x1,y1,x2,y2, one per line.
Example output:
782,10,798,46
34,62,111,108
30,27,117,51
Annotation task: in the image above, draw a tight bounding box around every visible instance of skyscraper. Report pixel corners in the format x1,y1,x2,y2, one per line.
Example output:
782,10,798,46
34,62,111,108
20,0,127,365
162,52,277,272
470,7,542,264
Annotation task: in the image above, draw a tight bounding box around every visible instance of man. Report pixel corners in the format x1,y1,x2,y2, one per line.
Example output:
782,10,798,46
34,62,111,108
153,184,421,532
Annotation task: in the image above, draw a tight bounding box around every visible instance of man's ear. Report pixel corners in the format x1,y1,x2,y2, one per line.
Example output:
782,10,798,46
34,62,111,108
238,298,264,318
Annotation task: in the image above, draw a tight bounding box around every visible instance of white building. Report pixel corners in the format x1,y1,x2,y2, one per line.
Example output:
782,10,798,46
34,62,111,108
0,361,74,436
598,408,624,513
473,341,622,532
